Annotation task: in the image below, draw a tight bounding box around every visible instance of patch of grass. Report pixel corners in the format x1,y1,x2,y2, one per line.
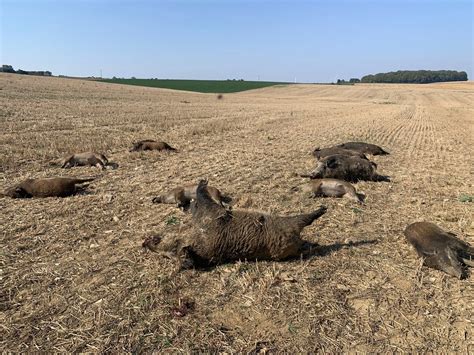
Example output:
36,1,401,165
157,336,173,348
288,323,298,334
458,194,473,203
165,216,180,225
97,78,289,93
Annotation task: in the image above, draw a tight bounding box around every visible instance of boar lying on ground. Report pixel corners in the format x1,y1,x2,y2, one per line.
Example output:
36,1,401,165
404,222,474,279
129,140,177,152
2,177,96,198
312,146,368,161
335,142,389,156
293,178,365,204
53,152,118,170
152,184,231,209
148,180,327,268
301,154,390,182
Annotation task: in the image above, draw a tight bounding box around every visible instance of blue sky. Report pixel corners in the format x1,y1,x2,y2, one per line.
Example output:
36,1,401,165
1,0,472,82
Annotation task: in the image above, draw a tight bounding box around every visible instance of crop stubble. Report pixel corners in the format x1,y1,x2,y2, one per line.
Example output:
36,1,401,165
0,74,473,352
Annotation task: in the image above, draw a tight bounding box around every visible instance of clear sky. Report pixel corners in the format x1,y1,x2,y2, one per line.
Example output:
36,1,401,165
1,0,472,82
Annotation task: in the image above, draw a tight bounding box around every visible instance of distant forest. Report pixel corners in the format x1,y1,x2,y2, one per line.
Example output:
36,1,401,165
360,70,468,84
0,64,52,77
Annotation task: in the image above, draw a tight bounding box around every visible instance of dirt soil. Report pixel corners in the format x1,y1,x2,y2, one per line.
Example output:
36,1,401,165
1,74,473,352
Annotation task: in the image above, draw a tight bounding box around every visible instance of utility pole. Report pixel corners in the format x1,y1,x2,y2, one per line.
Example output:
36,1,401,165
100,69,102,78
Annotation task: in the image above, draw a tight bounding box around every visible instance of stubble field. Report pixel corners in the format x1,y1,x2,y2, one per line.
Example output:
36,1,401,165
1,74,473,352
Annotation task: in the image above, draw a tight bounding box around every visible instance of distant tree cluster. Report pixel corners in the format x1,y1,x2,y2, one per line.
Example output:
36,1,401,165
0,64,51,76
335,79,354,85
360,70,467,84
0,65,15,73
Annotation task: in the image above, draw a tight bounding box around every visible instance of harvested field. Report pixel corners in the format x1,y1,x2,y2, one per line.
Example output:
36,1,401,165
1,73,473,352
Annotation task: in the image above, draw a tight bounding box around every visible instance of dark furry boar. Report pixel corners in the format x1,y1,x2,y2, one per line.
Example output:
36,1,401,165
336,142,389,155
129,140,177,152
312,146,368,161
2,177,96,198
150,180,327,268
186,180,327,266
404,222,474,279
301,154,390,182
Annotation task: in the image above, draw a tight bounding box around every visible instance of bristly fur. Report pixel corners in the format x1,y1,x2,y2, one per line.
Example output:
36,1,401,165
129,140,177,152
153,179,329,267
3,177,96,198
404,222,474,279
336,142,390,155
312,146,368,160
302,154,390,182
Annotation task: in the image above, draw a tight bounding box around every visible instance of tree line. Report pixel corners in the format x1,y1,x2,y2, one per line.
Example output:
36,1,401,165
0,64,51,76
360,70,467,84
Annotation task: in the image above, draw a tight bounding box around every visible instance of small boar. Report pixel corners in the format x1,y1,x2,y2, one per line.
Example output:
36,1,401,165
152,184,231,209
129,140,177,152
301,154,390,182
2,177,96,198
404,222,474,279
55,152,117,170
312,146,368,161
293,178,365,204
336,142,389,156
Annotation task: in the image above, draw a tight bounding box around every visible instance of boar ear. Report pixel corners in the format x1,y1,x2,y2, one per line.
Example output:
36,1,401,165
326,157,338,169
197,179,209,191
